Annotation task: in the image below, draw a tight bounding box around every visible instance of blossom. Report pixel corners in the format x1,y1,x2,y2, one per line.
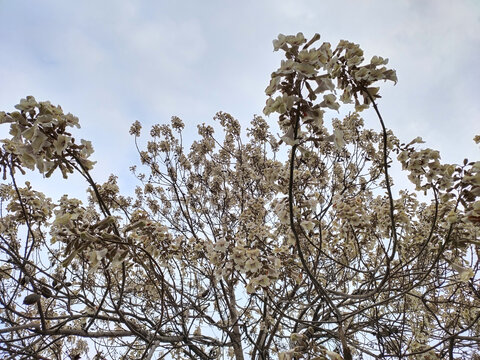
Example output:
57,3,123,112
214,238,228,253
301,220,315,231
53,134,69,155
286,32,306,46
246,281,257,294
31,130,48,153
279,351,294,360
265,77,280,96
171,116,184,131
272,34,287,51
274,201,289,225
298,48,320,64
370,55,389,66
293,62,317,77
276,59,296,76
340,87,353,104
64,113,80,128
15,96,37,112
446,210,457,224
129,120,142,136
263,94,298,116
318,42,332,64
315,77,335,93
280,126,299,146
80,139,94,157
16,145,37,170
353,67,370,81
320,94,340,111
407,136,425,146
333,129,345,150
0,111,8,124
458,267,474,282
245,258,262,273
53,213,72,226
255,274,271,287
232,247,247,268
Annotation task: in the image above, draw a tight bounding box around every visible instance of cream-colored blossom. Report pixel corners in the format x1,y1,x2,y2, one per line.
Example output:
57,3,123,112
272,34,287,51
320,94,340,111
245,258,262,273
446,210,458,224
15,96,38,111
333,129,345,150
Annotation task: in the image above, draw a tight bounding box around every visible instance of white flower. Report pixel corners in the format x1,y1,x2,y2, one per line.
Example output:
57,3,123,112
407,136,425,146
279,351,293,360
325,349,344,360
53,213,72,226
31,130,48,153
353,67,370,81
298,49,320,65
15,96,37,111
54,134,69,155
301,220,315,231
64,113,80,128
80,139,94,157
449,261,474,282
263,94,298,116
214,238,228,253
232,247,247,266
315,77,335,93
276,59,296,75
265,77,280,96
246,281,257,294
320,94,340,111
96,248,108,261
446,210,458,224
0,111,9,124
459,267,474,282
280,126,299,146
285,32,305,46
370,55,389,66
274,201,289,225
272,34,287,51
255,274,271,287
333,129,345,150
245,258,262,273
293,62,317,77
318,42,332,64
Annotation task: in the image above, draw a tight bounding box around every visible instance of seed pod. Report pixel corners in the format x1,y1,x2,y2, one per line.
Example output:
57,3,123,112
41,287,53,298
199,288,209,298
23,293,41,305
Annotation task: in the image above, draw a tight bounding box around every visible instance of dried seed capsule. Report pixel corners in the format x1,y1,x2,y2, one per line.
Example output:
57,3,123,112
41,287,53,298
23,293,41,305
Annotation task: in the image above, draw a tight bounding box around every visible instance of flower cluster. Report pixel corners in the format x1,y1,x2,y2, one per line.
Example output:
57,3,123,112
396,138,455,192
264,32,397,147
1,96,95,178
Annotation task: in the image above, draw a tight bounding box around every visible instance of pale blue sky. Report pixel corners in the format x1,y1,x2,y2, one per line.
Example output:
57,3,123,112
1,0,479,200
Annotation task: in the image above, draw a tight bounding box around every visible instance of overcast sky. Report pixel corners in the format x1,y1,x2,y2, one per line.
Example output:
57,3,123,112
1,0,479,201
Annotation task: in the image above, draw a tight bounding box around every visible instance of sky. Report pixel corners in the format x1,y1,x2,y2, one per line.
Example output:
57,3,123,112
1,0,479,202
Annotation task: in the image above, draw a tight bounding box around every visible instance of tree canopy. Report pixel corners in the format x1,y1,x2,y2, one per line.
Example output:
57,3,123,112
0,33,479,360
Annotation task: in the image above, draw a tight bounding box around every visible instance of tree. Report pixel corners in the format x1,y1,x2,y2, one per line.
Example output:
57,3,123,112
0,33,479,360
